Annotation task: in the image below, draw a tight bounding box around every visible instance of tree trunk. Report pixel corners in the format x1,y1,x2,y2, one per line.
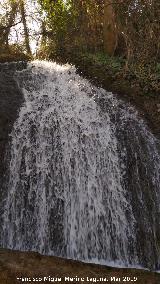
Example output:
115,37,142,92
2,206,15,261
3,0,18,47
19,0,31,55
103,0,117,56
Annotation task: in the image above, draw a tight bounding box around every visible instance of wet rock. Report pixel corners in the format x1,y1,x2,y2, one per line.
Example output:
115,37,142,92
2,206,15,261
0,64,24,205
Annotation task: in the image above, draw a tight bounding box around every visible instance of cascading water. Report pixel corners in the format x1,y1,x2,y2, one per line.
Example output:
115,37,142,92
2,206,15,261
0,61,160,270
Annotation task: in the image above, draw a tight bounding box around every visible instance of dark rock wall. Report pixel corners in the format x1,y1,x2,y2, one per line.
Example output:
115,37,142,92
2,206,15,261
0,64,25,209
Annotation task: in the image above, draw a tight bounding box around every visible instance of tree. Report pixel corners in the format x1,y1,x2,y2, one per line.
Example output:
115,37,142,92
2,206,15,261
113,0,160,66
19,0,31,55
38,0,104,56
103,0,118,55
0,0,18,48
0,0,33,55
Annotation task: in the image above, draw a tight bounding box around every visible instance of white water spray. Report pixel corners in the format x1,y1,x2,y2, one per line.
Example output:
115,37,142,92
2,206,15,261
1,61,160,270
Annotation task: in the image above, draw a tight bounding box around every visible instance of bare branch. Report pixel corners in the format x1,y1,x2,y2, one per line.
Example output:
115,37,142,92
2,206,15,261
0,18,22,32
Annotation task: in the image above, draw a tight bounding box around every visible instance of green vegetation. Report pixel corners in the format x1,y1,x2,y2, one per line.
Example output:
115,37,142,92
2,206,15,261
79,52,125,71
57,51,160,97
0,0,160,96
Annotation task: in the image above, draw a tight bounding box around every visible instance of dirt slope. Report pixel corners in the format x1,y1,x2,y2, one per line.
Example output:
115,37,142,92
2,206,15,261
0,249,160,284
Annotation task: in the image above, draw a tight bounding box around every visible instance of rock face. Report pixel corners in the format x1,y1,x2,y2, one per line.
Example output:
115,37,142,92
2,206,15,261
0,63,24,221
0,249,160,284
0,61,160,281
1,61,160,271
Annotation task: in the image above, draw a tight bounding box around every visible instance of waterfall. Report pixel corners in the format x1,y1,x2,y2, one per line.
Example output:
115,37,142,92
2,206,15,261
0,61,160,270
